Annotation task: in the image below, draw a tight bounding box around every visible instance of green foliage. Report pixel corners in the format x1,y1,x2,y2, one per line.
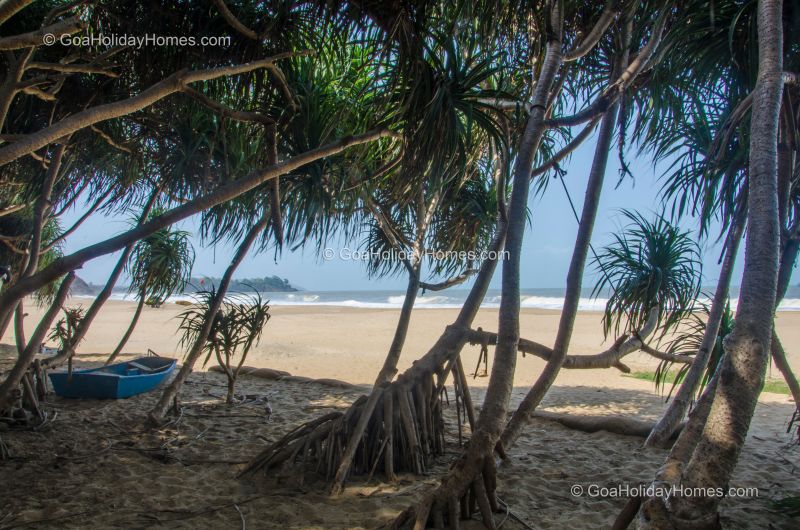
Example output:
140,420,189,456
593,210,702,339
178,287,271,401
127,210,195,307
47,306,85,353
654,302,735,398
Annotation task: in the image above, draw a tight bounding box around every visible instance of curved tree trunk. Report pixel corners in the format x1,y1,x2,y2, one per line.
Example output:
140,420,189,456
329,268,421,494
148,214,269,423
640,0,784,525
105,290,146,365
389,12,564,526
43,190,160,369
501,84,620,452
13,300,26,355
0,272,75,412
645,212,745,448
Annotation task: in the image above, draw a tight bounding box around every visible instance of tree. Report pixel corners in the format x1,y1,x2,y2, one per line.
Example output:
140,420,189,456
179,289,271,404
638,0,784,525
106,221,194,365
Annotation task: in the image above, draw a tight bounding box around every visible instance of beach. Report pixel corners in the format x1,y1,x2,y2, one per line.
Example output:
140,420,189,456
20,298,800,387
1,301,799,528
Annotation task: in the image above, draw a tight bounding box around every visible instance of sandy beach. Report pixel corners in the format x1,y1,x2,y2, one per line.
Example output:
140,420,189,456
1,301,798,528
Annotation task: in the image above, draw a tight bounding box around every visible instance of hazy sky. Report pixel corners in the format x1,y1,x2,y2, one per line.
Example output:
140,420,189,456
60,130,799,292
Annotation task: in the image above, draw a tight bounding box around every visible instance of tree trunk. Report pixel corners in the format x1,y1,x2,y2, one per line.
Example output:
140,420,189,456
644,0,783,525
0,142,65,338
105,290,146,365
645,213,745,448
389,11,564,525
770,332,800,410
329,268,421,494
43,190,160,369
0,128,393,318
501,86,619,451
0,272,75,412
226,375,236,404
148,214,269,423
13,300,26,355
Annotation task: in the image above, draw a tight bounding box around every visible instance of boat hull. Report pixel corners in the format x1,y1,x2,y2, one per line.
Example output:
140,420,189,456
48,357,177,399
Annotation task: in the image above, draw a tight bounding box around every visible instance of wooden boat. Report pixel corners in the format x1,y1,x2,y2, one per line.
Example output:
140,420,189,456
48,356,177,399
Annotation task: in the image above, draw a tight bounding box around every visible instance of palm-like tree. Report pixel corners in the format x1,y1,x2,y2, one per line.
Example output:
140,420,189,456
106,221,194,365
592,210,702,340
179,289,271,404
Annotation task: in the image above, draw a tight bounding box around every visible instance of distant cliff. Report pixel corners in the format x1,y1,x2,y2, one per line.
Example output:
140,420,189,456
183,275,298,293
71,275,99,296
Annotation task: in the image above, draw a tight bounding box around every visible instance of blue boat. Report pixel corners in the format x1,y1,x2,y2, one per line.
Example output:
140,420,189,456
48,356,177,399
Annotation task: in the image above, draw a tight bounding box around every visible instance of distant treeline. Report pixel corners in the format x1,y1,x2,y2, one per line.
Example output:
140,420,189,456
183,276,297,293
71,275,297,296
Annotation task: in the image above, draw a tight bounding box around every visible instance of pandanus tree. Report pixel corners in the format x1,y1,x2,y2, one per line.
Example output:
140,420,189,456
631,0,793,526
242,10,516,493
0,0,399,412
615,0,800,451
106,220,194,365
178,289,271,404
592,211,701,341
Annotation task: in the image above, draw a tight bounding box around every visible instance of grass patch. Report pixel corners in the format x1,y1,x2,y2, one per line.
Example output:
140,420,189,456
626,371,791,395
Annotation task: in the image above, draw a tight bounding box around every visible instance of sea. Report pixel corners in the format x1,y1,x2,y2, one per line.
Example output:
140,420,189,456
85,285,800,312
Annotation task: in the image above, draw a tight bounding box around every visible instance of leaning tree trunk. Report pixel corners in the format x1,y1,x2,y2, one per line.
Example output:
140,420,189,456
43,191,161,369
0,273,75,412
0,128,393,318
105,286,147,365
500,81,620,452
148,214,269,423
640,1,783,526
645,212,745,448
0,143,65,339
329,268,421,494
13,300,26,355
389,15,564,528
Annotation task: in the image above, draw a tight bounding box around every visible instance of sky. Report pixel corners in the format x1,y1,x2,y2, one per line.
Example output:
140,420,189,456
59,129,800,292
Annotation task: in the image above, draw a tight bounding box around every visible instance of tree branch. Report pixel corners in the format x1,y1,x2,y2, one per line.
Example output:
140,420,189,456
563,0,619,62
211,0,260,40
0,17,85,50
0,0,36,27
419,269,478,292
0,127,398,306
180,84,274,125
0,51,309,166
531,115,602,177
27,62,118,78
465,307,666,372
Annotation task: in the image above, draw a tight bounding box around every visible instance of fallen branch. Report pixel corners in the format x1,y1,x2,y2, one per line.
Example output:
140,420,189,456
465,309,678,372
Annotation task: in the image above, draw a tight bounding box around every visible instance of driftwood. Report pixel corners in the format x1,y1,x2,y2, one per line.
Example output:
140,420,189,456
533,411,684,439
208,365,355,389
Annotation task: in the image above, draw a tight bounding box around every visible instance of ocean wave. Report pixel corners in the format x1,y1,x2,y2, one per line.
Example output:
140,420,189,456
72,292,800,312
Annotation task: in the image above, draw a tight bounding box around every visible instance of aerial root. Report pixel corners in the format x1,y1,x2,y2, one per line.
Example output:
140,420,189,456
241,353,478,488
389,455,501,529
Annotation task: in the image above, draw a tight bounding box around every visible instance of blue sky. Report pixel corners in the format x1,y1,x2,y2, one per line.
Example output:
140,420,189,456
60,130,799,292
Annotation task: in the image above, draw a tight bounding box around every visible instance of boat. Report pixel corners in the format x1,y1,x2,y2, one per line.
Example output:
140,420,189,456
48,356,177,399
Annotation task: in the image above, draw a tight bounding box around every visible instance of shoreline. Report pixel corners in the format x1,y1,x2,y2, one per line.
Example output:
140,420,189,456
6,299,799,390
